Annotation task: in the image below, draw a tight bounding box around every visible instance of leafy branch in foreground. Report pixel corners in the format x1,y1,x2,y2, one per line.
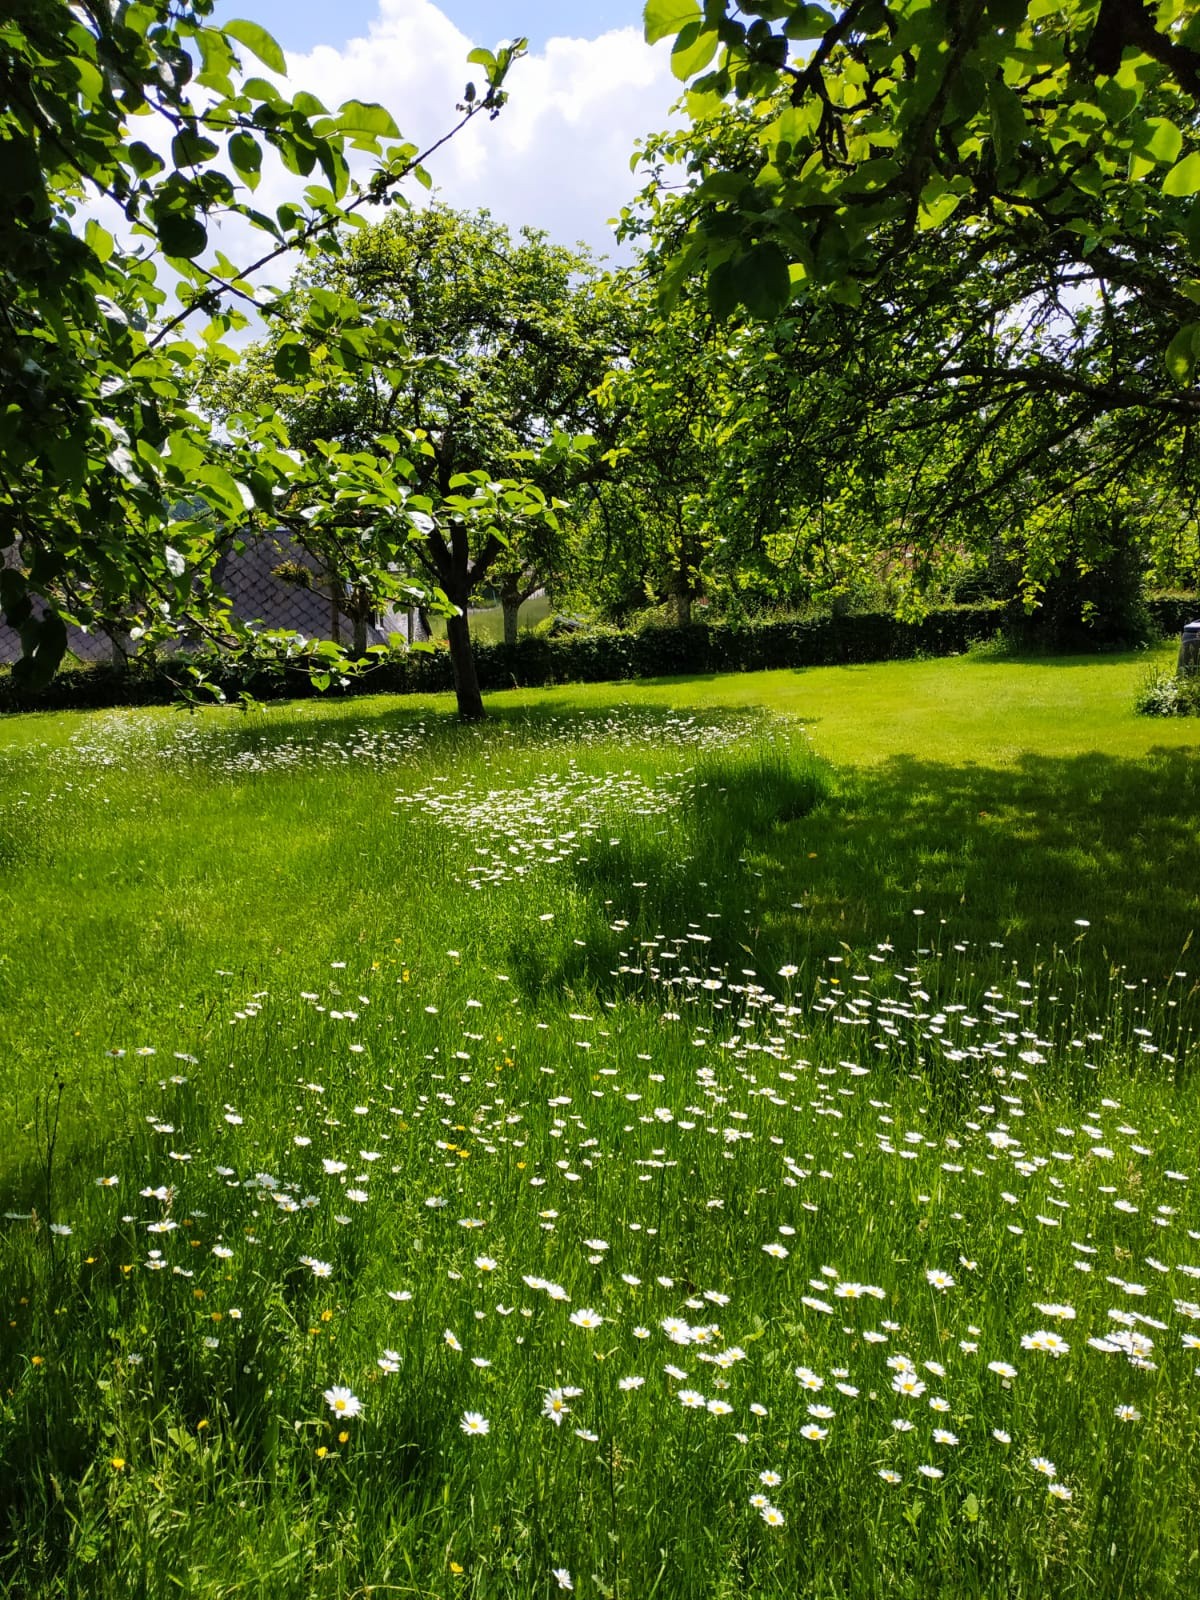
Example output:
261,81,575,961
0,0,524,685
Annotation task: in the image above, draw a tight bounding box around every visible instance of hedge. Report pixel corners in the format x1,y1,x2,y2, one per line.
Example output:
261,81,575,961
0,603,1006,714
1,594,1195,716
1147,593,1200,636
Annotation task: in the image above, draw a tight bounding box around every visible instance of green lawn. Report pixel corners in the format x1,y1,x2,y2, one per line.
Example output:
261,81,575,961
1,649,1198,1599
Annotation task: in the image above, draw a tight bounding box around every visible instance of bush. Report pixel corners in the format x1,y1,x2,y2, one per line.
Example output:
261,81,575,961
1133,667,1200,717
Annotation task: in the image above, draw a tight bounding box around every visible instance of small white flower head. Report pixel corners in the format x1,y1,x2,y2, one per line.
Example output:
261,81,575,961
917,1464,944,1480
1047,1482,1073,1501
1021,1331,1071,1357
987,1361,1018,1380
925,1269,955,1291
878,1469,902,1484
799,1424,827,1441
759,1470,781,1486
618,1375,645,1391
1114,1404,1142,1422
678,1389,706,1409
552,1570,573,1592
762,1242,789,1259
460,1411,489,1436
569,1308,603,1330
1030,1456,1057,1478
542,1391,571,1425
760,1504,785,1527
992,1429,1012,1445
323,1386,362,1419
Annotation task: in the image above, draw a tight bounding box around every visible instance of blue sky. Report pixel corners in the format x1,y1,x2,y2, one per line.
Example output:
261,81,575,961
215,0,646,55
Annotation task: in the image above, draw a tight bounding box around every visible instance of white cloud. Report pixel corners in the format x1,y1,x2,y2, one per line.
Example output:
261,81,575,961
276,0,682,258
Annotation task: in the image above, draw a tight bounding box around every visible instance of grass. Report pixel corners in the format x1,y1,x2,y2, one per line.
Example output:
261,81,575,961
427,593,554,643
1,649,1199,1598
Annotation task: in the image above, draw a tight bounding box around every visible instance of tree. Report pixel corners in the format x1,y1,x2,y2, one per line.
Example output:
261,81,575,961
0,0,522,686
206,205,619,716
626,3,1200,609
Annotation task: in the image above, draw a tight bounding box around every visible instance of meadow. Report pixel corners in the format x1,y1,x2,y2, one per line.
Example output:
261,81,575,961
1,647,1199,1599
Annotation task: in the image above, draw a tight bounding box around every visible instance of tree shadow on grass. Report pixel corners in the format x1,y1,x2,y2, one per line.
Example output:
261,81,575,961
504,731,1200,1017
775,746,1200,985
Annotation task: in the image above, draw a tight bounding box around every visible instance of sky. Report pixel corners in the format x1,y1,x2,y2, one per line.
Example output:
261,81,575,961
208,0,683,257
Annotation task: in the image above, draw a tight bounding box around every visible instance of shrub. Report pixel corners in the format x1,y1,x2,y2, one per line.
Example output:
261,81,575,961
1134,667,1200,717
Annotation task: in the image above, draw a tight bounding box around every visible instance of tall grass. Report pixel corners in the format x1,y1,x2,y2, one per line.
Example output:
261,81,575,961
0,688,1197,1598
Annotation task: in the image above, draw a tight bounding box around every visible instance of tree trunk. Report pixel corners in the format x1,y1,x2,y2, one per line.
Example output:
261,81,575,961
670,584,692,627
446,609,485,720
329,588,341,645
502,594,520,648
352,610,368,657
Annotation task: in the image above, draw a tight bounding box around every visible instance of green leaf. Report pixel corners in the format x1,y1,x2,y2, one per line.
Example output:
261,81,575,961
732,241,791,318
229,132,263,189
85,219,115,264
223,19,287,74
156,211,208,260
1165,321,1200,383
1136,117,1183,166
337,100,400,139
273,340,312,383
988,81,1026,167
671,21,719,80
783,5,836,39
644,0,701,46
171,131,220,168
12,613,67,691
1163,152,1200,197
